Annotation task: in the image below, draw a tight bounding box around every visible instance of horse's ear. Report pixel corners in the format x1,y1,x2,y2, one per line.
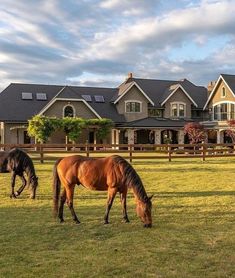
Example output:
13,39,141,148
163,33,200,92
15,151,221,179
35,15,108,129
148,194,154,200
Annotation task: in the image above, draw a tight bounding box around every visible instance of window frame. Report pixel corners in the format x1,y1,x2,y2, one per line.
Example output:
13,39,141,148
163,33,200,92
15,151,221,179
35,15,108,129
170,102,186,118
63,104,75,118
125,100,142,113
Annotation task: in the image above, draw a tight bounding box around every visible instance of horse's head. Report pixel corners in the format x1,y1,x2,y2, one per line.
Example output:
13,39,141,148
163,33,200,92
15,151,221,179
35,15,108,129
136,195,153,228
30,176,38,199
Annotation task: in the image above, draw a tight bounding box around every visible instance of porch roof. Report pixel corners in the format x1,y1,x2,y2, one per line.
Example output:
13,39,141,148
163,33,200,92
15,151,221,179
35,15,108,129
117,117,197,128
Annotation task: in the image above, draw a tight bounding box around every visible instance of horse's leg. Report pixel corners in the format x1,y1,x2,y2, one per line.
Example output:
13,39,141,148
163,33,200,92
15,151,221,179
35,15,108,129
58,188,66,223
15,174,27,197
104,188,117,224
120,188,129,223
66,185,80,224
10,172,17,198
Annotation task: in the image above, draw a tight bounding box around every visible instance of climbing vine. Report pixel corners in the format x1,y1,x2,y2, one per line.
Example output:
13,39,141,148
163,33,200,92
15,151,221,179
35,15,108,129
27,115,113,143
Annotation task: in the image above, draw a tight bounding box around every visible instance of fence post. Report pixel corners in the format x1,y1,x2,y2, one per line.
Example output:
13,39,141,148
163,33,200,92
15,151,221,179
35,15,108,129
168,144,172,162
129,144,133,163
86,143,90,157
40,144,44,163
202,144,206,161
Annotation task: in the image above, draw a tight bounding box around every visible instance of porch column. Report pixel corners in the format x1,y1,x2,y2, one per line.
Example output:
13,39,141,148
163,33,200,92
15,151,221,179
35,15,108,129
217,130,223,143
127,129,135,145
178,130,184,144
111,129,120,149
154,129,161,144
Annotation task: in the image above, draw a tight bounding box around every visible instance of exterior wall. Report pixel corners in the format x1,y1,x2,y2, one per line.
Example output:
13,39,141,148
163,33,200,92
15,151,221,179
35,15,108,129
164,88,193,118
0,122,4,144
43,100,98,119
3,123,29,144
116,85,148,122
210,80,235,105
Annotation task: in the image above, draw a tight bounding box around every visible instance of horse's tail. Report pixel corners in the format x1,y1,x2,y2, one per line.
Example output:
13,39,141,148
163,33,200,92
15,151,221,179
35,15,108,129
53,158,62,218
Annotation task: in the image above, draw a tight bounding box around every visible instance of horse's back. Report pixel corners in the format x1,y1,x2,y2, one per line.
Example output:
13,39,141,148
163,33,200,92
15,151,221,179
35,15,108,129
57,155,126,191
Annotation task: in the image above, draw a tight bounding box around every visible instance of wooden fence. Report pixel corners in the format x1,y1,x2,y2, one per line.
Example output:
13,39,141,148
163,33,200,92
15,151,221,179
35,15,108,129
1,143,235,163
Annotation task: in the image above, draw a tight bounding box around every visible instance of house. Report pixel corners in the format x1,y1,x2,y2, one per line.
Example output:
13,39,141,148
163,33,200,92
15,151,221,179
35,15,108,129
0,73,209,145
203,74,235,143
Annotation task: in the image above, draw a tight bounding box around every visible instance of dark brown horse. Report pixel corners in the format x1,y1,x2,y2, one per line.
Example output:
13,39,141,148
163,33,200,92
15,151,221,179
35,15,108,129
53,155,153,227
0,148,38,199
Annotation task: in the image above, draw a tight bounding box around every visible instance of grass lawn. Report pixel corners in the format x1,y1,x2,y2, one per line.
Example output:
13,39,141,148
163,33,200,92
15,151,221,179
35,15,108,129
0,157,234,278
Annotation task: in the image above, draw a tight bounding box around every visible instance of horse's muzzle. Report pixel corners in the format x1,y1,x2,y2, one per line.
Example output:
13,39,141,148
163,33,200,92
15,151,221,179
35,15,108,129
144,223,152,228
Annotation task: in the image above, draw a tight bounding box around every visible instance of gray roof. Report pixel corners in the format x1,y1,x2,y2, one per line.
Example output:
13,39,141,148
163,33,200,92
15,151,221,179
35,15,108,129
117,117,197,128
114,78,207,108
221,74,235,93
0,83,124,122
0,77,207,124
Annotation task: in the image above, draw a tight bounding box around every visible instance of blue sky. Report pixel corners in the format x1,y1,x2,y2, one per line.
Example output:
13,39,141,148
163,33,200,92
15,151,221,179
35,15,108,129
1,0,235,91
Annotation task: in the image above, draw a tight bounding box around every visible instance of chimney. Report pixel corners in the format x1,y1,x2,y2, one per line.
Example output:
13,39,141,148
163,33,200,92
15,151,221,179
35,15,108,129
207,81,216,95
127,72,133,79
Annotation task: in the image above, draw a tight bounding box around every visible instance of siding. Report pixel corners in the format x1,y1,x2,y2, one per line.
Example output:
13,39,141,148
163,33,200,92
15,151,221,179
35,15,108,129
164,88,193,118
116,85,148,122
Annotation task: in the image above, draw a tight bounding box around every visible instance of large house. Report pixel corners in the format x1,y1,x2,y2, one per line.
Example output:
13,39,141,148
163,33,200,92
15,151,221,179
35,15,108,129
0,73,234,145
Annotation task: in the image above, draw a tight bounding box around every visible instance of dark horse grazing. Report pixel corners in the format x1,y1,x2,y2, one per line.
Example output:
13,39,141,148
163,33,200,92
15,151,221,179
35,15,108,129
53,155,153,227
0,148,38,199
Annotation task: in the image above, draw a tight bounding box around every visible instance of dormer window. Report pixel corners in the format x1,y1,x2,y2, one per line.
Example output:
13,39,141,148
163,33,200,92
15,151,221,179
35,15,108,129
221,87,226,98
125,101,141,113
64,105,75,117
170,102,186,118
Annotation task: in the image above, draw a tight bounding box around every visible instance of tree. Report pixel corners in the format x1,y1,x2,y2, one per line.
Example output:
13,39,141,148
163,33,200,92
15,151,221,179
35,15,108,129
226,120,235,142
184,122,206,144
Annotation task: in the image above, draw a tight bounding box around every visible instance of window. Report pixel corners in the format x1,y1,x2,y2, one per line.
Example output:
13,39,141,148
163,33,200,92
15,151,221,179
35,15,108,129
36,93,47,100
125,101,141,113
213,102,235,120
22,92,33,100
82,95,92,102
221,87,226,98
170,102,186,118
148,108,163,117
94,95,104,102
64,105,74,117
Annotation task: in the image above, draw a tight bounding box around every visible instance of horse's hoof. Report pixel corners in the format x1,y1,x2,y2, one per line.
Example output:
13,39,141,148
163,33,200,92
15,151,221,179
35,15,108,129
59,219,65,223
104,221,109,225
10,194,17,199
123,218,130,223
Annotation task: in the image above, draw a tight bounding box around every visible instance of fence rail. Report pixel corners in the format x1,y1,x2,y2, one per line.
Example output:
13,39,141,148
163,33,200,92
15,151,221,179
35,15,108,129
1,143,235,163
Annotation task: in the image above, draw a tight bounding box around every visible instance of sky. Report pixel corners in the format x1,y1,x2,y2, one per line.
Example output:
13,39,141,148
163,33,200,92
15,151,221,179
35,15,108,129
1,0,235,91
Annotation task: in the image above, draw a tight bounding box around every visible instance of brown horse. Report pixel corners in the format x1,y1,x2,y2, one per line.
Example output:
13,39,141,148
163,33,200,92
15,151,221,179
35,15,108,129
53,155,153,227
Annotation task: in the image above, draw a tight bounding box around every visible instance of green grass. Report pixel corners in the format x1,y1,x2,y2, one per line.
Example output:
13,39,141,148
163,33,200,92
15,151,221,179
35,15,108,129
0,158,234,278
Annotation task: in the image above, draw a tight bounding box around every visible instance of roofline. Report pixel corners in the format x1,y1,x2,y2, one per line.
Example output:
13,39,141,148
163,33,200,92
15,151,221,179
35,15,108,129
161,84,198,107
38,98,101,119
203,75,235,110
113,82,154,105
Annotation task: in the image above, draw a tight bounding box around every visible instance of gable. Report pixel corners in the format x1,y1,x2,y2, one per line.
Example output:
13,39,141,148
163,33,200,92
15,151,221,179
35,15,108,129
204,75,235,109
165,87,194,105
161,85,198,107
114,82,154,105
210,79,235,105
40,99,100,119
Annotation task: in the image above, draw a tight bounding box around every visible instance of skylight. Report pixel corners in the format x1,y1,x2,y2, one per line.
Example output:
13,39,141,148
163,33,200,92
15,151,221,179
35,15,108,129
82,94,92,102
94,95,105,102
36,93,47,100
22,92,33,100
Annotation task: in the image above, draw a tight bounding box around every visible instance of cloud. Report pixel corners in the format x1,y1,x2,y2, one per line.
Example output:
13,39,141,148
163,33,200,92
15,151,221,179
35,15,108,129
0,0,235,92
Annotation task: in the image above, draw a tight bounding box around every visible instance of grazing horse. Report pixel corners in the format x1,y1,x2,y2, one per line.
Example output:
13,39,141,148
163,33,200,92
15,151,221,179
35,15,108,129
0,148,38,199
53,155,153,227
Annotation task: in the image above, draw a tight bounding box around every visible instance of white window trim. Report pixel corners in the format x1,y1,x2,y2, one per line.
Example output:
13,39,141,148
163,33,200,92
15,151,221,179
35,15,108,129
125,100,142,113
63,104,76,118
170,102,186,118
212,101,235,121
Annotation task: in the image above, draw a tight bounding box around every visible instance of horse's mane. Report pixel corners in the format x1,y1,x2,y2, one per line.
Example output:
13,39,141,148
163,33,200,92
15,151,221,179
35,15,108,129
112,156,149,203
8,148,36,179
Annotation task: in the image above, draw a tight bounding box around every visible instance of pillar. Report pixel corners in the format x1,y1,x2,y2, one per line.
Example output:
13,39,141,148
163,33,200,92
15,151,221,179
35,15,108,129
154,129,161,144
127,129,135,145
178,129,184,144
